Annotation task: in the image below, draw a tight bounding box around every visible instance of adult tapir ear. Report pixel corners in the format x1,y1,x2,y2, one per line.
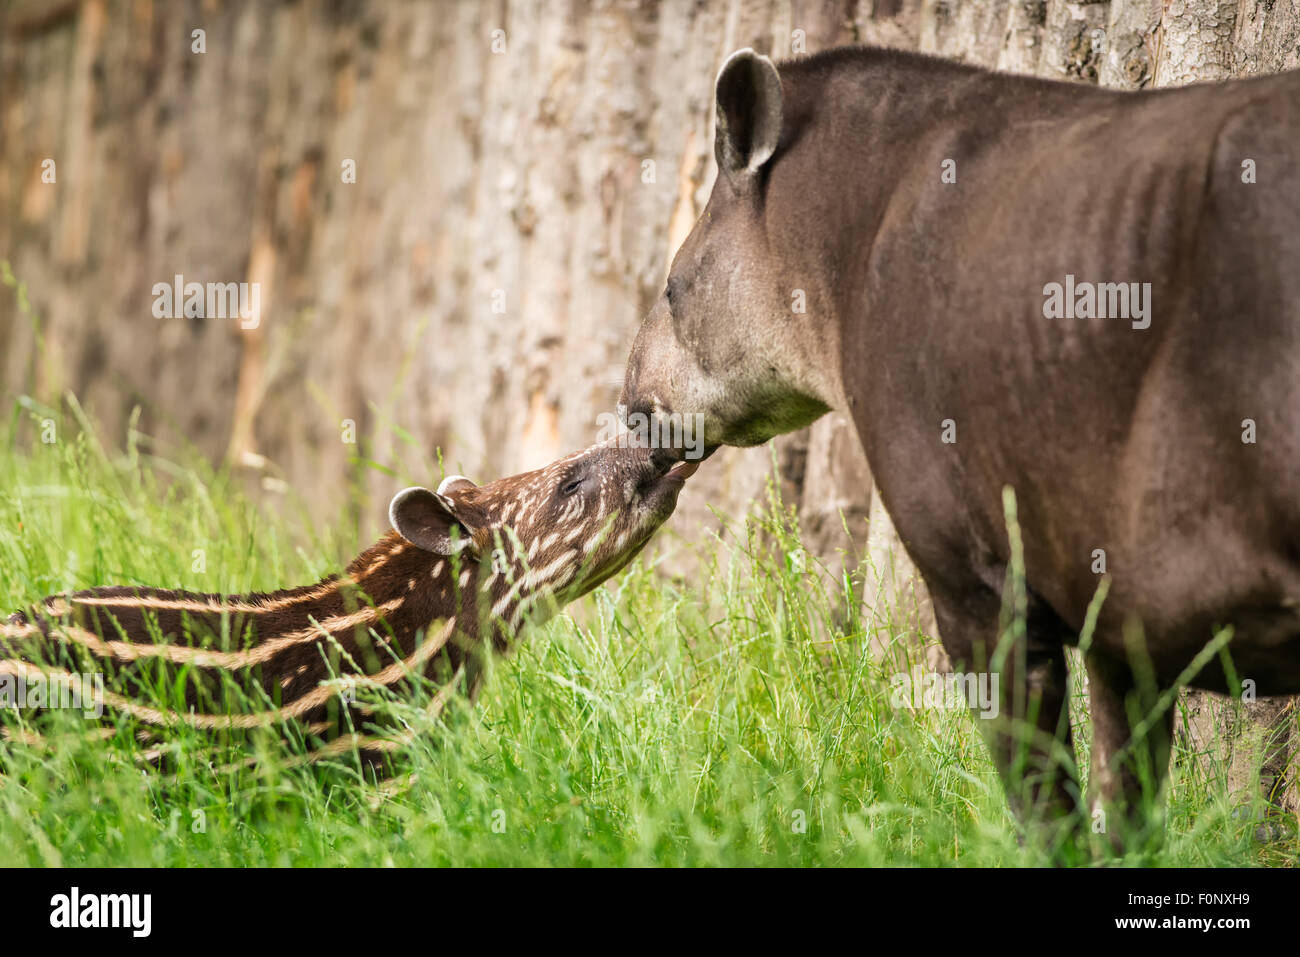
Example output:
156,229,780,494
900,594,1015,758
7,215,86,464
388,486,478,556
715,48,783,180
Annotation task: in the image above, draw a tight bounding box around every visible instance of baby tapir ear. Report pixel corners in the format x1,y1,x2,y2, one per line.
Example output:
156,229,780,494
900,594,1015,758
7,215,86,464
388,487,478,556
437,474,477,496
715,48,783,180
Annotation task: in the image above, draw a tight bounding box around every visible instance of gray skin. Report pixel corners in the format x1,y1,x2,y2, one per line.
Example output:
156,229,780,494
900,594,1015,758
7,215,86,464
620,45,1300,855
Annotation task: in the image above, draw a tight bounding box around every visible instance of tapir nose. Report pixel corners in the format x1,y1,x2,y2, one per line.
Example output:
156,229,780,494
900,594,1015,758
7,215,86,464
650,445,679,473
618,361,641,421
620,365,664,427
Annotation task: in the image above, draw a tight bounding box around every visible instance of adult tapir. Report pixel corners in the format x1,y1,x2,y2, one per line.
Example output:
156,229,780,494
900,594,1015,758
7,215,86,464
620,45,1300,853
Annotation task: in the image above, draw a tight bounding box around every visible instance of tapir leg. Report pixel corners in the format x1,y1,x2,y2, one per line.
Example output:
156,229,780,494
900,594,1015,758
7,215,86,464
1085,648,1174,854
930,588,1083,854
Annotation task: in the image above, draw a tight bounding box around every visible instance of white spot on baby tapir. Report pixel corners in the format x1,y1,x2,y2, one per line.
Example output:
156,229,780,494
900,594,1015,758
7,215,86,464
431,561,445,579
507,569,577,632
459,569,472,589
407,578,417,592
522,561,551,586
491,586,523,620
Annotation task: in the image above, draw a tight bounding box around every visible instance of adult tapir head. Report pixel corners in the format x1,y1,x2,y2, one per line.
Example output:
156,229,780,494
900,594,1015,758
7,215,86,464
620,48,843,454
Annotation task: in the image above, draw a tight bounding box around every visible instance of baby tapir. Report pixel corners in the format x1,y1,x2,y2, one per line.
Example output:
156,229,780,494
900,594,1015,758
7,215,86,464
0,434,698,768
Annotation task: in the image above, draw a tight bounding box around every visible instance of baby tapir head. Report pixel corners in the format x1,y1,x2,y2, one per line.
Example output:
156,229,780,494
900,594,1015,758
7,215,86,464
388,432,698,644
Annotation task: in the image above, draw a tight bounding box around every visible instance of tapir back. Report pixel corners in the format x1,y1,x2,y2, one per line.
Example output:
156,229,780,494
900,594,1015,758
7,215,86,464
815,57,1300,690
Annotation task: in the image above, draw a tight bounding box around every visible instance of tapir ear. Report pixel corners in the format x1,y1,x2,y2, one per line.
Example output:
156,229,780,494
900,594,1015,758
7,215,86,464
388,486,478,556
437,474,477,496
715,48,783,179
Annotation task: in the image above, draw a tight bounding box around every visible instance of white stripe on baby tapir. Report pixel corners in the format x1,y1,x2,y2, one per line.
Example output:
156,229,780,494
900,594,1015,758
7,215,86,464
558,498,584,525
522,552,576,591
68,590,313,615
0,618,456,731
47,597,406,668
582,529,609,556
489,550,574,620
507,567,578,628
355,543,408,576
490,581,528,621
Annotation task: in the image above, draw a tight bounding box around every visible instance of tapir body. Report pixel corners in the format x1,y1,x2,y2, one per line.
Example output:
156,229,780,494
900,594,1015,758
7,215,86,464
621,46,1300,850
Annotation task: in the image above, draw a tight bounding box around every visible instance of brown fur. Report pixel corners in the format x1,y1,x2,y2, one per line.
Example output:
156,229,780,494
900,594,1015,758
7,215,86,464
621,45,1300,850
1,436,695,770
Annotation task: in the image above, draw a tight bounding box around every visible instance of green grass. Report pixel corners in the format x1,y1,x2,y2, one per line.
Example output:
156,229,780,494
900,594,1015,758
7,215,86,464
0,403,1293,867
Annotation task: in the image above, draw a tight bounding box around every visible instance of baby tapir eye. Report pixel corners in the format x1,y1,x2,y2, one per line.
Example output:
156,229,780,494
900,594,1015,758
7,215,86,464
560,476,583,497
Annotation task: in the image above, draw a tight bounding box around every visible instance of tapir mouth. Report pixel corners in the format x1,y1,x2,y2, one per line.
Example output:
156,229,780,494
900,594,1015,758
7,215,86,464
662,459,700,484
650,443,720,474
643,449,705,500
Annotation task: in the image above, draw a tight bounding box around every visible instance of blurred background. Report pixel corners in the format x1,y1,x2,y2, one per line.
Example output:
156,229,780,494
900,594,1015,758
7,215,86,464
2,0,909,560
1,0,1297,815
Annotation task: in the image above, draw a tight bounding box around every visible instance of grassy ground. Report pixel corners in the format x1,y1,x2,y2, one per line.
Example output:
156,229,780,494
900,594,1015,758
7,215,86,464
0,405,1293,867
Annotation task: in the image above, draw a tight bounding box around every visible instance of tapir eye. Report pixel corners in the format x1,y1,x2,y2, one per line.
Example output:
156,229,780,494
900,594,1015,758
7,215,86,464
560,476,583,497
